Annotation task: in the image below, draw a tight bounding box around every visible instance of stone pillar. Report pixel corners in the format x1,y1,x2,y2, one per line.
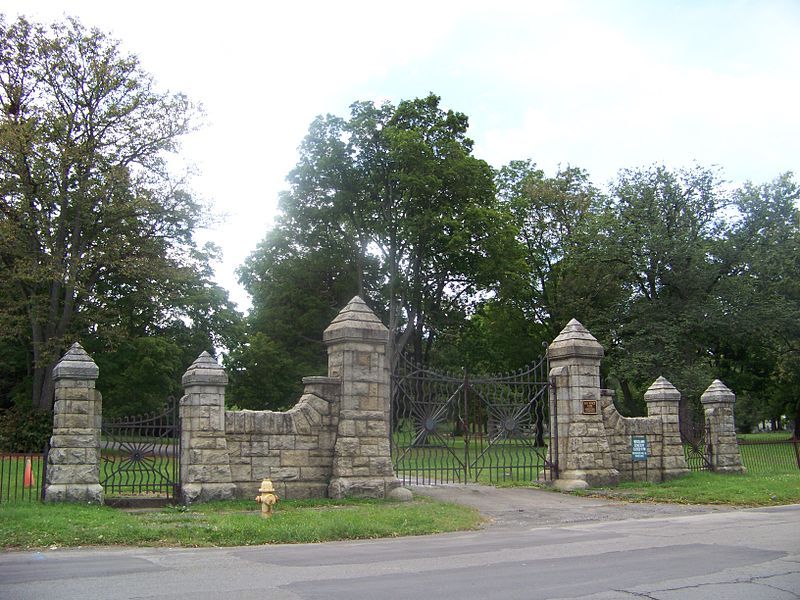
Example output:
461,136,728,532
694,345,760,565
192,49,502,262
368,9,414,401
548,319,618,490
180,352,236,503
644,377,689,480
325,296,401,499
45,343,103,503
701,380,745,474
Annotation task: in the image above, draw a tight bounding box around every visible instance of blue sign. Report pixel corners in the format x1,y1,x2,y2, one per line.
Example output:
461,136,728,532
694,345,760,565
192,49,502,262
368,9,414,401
631,435,648,461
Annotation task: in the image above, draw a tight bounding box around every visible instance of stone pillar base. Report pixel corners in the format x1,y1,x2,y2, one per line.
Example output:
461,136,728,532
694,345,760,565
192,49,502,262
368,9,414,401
661,468,691,481
554,468,620,491
44,484,103,504
328,477,400,499
182,482,236,504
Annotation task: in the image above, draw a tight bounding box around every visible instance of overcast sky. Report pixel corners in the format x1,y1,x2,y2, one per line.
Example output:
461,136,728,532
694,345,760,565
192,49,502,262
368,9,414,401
5,1,800,310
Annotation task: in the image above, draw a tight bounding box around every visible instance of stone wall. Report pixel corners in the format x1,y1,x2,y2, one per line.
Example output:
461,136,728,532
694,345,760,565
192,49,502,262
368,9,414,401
550,320,697,489
44,306,744,505
182,296,402,502
600,378,688,483
225,377,340,499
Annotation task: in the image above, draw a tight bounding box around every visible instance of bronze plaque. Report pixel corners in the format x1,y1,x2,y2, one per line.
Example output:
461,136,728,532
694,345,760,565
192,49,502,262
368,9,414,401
582,400,598,415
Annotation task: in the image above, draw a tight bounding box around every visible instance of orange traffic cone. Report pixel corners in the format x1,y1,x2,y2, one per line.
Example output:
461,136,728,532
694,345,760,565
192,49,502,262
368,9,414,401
23,457,35,488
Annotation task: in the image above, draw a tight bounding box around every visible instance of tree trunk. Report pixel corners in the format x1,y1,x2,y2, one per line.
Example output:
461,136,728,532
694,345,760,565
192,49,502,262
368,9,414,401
32,362,56,411
620,379,635,417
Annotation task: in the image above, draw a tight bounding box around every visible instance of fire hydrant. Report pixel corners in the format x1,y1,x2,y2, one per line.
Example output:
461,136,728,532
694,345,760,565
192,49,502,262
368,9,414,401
255,479,279,518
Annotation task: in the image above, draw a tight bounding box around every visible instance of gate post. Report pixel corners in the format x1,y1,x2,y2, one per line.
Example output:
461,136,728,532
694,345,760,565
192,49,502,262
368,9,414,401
644,377,689,480
325,296,401,499
44,343,103,503
180,352,236,503
548,319,619,490
701,380,745,473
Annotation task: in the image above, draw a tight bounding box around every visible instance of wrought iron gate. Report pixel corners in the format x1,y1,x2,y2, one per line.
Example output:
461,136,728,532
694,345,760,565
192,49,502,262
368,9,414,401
679,400,712,471
390,355,556,484
101,397,180,502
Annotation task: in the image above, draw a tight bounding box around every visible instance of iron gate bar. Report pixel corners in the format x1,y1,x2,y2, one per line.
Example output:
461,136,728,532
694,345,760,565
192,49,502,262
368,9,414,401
679,400,713,471
391,353,554,485
101,397,180,500
390,369,465,476
467,365,553,481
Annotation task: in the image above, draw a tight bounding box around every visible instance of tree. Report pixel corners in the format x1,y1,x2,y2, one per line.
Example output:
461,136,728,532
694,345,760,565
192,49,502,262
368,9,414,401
714,174,800,431
274,94,519,369
229,226,368,410
592,165,732,413
0,15,208,409
495,160,616,336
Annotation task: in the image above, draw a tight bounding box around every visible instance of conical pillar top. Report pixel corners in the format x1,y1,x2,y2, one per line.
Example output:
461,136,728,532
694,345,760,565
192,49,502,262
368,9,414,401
644,376,680,403
323,296,388,344
548,319,604,361
701,379,735,405
53,342,99,381
182,351,228,387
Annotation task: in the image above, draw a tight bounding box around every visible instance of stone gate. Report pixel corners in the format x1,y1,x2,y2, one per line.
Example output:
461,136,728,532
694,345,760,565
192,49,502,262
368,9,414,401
44,302,744,504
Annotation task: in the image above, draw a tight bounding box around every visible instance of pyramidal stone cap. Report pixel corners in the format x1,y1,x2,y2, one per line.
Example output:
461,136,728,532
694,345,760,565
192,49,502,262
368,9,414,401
644,376,680,402
182,351,228,387
701,379,735,405
547,319,604,360
323,296,388,343
52,342,99,381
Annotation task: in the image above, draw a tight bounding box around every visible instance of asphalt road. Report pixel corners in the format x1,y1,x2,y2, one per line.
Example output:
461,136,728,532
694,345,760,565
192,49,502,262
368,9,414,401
1,486,798,600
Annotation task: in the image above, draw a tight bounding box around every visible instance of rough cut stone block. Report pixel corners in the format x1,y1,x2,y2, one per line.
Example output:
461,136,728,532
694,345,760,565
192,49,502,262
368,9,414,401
284,482,329,500
269,467,300,481
280,450,311,466
269,436,297,450
229,463,253,482
299,466,330,481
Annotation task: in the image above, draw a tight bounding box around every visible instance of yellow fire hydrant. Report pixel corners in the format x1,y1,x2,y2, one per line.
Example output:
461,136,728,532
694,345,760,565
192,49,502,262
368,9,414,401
255,479,279,518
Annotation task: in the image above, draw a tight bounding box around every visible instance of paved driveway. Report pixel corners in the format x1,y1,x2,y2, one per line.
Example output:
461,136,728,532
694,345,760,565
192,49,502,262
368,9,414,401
409,483,735,528
1,486,798,600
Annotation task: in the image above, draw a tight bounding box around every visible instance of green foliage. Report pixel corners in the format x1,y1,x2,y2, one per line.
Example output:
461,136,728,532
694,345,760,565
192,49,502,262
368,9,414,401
226,332,304,411
238,93,520,408
0,403,51,452
0,15,242,411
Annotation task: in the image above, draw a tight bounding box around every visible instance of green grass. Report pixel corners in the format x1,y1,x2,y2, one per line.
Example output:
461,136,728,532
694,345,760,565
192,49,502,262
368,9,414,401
577,471,800,506
0,496,483,550
738,432,794,442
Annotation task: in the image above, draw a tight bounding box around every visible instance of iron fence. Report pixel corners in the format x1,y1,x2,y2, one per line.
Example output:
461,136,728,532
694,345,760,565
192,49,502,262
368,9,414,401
738,437,800,473
0,444,48,503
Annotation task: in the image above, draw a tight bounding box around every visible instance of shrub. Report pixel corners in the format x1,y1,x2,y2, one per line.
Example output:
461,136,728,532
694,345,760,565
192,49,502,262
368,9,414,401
0,404,52,452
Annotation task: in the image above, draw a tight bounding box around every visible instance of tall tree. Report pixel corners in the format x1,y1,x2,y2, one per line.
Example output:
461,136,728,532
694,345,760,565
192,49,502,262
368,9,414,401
714,174,800,431
0,15,209,409
595,165,731,411
256,94,519,372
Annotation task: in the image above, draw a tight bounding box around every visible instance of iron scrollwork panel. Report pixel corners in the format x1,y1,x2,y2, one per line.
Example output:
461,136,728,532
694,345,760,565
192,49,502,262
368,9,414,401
391,354,554,484
467,357,552,483
101,398,180,498
680,401,712,471
391,359,468,484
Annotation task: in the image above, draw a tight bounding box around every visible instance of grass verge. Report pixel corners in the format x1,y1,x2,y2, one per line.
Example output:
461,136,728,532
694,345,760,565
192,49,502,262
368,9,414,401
575,471,800,506
0,496,482,550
